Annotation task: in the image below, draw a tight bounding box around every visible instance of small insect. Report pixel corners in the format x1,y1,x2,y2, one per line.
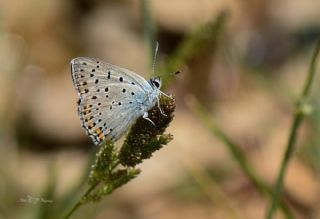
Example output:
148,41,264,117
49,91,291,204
70,57,169,145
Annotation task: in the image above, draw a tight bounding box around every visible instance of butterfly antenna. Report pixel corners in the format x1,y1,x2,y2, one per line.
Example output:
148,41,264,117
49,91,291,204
152,41,159,76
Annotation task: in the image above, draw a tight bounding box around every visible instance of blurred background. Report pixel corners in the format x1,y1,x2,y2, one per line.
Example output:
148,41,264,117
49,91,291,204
1,0,320,218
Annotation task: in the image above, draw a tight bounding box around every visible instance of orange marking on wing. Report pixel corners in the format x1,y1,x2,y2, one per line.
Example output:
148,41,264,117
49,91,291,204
88,123,94,129
95,128,104,141
95,127,102,135
83,109,91,115
84,115,94,122
98,132,104,141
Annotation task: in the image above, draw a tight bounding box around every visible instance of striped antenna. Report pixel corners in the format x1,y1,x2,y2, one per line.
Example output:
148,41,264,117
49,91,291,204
152,41,159,76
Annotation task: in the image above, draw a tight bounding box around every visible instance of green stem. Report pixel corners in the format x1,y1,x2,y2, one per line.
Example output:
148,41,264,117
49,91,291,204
302,41,320,98
63,159,122,219
189,99,294,219
265,40,320,219
111,160,121,171
63,182,99,219
140,0,156,71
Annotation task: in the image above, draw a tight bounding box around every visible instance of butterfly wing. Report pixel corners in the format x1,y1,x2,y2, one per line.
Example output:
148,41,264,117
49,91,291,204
71,57,153,145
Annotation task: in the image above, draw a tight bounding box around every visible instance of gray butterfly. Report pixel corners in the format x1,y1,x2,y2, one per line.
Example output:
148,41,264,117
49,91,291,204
71,57,167,145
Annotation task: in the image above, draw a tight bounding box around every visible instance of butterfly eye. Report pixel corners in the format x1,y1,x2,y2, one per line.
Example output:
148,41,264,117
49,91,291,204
153,81,160,88
151,77,161,88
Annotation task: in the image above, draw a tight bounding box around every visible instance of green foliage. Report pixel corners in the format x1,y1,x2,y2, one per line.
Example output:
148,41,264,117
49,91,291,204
265,40,320,219
189,97,294,219
119,96,175,167
160,11,229,88
83,168,141,203
88,141,117,185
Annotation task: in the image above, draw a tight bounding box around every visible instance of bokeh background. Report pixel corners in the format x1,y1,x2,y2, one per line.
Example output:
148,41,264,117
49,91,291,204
1,0,320,218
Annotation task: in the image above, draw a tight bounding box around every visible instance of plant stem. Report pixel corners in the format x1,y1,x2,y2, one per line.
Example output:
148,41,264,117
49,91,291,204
140,0,156,72
265,40,320,219
111,160,121,171
183,158,243,219
63,182,99,219
63,158,122,219
188,97,294,219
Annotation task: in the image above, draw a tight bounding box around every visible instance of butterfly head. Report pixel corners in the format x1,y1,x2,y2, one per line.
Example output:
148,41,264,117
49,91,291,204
149,77,162,90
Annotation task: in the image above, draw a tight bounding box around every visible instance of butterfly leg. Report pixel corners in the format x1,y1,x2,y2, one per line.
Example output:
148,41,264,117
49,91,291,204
156,97,167,117
143,112,156,126
159,90,173,99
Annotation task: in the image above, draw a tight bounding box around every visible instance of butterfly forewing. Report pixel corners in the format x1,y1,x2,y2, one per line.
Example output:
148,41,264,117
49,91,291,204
71,57,152,94
71,57,152,145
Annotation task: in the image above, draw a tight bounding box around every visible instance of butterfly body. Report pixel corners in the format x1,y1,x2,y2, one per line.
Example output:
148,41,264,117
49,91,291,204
71,57,162,145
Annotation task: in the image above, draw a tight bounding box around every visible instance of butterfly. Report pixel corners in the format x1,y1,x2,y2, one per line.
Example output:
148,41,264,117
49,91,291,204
71,57,168,145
